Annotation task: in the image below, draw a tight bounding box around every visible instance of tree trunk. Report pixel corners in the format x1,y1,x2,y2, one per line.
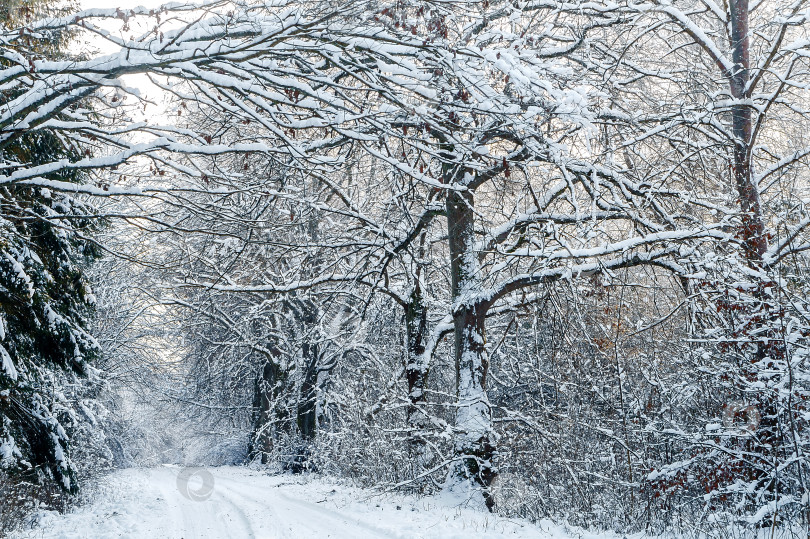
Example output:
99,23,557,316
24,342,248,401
404,282,431,483
405,284,429,426
729,0,766,262
445,187,496,510
250,355,289,464
728,0,780,491
297,342,319,441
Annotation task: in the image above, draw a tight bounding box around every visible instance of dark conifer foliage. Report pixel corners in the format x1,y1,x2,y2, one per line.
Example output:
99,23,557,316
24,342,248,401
0,0,100,494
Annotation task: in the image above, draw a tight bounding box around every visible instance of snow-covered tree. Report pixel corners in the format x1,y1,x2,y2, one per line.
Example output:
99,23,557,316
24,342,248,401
0,0,101,496
5,0,810,532
592,0,810,526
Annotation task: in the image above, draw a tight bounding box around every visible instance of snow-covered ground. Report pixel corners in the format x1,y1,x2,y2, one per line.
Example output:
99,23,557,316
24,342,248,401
9,466,627,539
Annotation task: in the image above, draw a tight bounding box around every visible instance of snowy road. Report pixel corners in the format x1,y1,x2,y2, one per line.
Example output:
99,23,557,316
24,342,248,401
11,466,604,539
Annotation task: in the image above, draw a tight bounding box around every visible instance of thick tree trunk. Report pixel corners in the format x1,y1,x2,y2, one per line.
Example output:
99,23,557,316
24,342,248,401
445,187,496,510
297,342,319,441
287,341,319,473
250,356,289,464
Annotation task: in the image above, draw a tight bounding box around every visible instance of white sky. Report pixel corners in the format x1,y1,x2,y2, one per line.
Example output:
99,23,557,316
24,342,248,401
80,0,166,9
75,0,181,117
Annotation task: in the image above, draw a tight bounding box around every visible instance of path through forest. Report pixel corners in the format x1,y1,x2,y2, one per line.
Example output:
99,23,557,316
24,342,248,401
10,467,603,538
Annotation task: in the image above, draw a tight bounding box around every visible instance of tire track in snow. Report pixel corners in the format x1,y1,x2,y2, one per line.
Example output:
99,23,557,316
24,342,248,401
149,468,255,538
213,473,394,538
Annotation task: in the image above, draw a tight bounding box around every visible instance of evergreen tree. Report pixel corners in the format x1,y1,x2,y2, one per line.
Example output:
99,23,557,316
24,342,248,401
0,0,99,493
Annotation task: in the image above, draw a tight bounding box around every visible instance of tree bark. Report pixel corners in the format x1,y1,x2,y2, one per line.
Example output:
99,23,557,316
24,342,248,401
404,282,431,483
445,187,496,510
250,354,289,464
405,284,428,426
729,0,766,262
297,342,319,441
728,0,780,490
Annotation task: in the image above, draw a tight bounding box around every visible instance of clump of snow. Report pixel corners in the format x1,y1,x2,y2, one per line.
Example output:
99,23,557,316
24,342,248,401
0,344,17,381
